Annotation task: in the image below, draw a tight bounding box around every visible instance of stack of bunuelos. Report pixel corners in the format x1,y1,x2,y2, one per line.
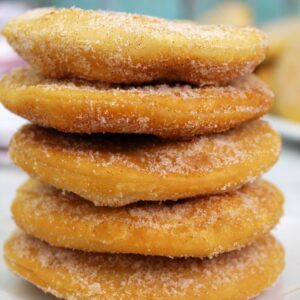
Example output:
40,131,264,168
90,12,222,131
1,8,284,300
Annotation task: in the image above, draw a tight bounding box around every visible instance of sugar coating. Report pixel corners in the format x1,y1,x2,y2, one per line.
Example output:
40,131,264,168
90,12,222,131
12,179,284,257
0,68,274,137
9,120,281,205
5,232,284,300
11,120,280,176
3,67,273,99
3,8,268,85
17,179,282,231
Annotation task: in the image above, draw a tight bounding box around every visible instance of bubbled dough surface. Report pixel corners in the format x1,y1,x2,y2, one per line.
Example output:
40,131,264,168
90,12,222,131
2,8,268,85
9,120,281,206
12,179,284,257
4,232,284,300
0,68,273,137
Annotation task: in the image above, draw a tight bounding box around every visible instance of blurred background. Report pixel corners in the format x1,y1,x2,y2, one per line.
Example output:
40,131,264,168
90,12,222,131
1,0,300,155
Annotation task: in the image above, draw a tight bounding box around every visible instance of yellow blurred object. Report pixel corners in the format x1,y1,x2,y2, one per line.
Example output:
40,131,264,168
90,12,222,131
257,17,300,122
200,3,253,26
262,17,300,60
255,63,277,113
274,39,300,122
256,64,275,89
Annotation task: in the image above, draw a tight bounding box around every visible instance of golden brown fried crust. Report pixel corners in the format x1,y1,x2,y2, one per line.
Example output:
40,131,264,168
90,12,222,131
4,232,284,300
9,121,281,206
2,8,268,85
12,179,284,257
0,68,273,138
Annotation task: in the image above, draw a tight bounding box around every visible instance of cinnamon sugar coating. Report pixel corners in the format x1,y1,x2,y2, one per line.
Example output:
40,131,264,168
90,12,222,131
0,68,273,138
3,8,268,85
9,121,281,206
4,232,284,300
12,179,283,257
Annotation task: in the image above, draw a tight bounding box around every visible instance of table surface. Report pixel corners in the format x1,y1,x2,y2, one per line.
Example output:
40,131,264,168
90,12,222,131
0,140,300,299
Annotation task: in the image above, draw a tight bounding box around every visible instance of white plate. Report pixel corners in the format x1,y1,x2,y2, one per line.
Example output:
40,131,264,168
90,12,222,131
0,168,300,300
265,115,300,143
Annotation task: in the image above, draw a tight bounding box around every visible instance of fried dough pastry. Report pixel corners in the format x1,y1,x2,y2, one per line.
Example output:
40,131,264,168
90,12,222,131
12,179,284,257
10,121,281,206
2,8,268,85
4,232,284,300
0,68,273,138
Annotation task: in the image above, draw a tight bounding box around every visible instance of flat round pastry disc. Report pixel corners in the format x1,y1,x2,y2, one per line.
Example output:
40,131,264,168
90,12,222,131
12,179,283,257
2,8,268,85
9,120,281,206
4,232,284,300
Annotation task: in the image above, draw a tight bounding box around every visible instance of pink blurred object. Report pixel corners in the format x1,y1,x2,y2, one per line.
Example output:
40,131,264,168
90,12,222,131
0,2,32,75
0,2,32,152
0,42,27,76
